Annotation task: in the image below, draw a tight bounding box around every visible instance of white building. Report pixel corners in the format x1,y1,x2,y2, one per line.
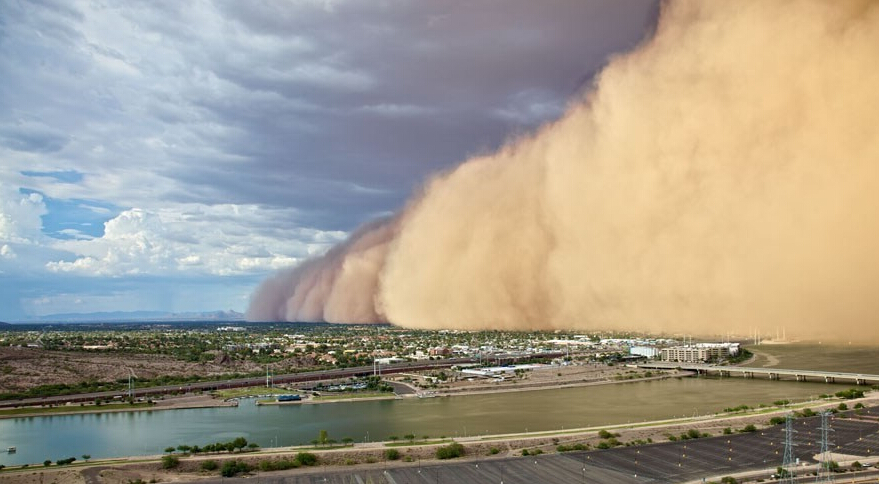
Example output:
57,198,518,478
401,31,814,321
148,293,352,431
630,345,660,358
661,343,740,363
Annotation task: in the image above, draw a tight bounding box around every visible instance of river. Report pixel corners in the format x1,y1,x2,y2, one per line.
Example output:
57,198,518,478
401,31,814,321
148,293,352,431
0,343,875,466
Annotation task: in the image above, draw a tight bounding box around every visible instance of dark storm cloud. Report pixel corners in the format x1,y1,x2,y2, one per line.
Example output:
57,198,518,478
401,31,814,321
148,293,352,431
164,0,659,229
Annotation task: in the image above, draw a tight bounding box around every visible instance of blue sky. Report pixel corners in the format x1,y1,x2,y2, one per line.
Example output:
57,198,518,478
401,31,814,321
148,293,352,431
0,0,656,320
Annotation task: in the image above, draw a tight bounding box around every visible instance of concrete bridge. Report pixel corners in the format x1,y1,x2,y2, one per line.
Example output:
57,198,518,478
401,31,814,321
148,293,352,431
638,362,879,385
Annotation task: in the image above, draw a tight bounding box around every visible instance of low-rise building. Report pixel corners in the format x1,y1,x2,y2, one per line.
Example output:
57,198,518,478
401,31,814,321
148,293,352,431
661,343,740,363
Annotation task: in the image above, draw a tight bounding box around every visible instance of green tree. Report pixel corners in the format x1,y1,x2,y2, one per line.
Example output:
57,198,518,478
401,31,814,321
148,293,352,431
318,429,328,445
232,437,248,452
385,448,401,460
81,454,90,462
404,433,415,442
164,446,175,454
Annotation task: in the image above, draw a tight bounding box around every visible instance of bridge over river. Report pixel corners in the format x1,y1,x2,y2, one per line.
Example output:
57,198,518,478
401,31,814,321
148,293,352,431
638,362,879,385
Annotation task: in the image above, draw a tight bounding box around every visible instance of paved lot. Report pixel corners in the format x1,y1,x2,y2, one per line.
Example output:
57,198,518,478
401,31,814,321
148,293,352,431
200,407,879,484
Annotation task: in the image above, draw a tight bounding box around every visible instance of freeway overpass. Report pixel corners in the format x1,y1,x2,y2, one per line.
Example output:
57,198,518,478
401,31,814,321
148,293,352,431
638,362,879,385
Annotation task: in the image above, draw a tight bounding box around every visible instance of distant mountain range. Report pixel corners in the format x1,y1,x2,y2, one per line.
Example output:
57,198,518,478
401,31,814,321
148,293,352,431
15,310,245,323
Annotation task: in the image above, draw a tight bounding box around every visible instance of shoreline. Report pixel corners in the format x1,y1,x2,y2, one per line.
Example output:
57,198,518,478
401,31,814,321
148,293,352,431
0,394,237,419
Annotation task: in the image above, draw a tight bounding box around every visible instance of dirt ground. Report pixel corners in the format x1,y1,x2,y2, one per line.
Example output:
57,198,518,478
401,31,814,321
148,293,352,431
0,346,269,393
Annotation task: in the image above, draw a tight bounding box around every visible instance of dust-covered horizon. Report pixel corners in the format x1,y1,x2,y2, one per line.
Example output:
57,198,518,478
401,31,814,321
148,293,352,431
247,1,879,344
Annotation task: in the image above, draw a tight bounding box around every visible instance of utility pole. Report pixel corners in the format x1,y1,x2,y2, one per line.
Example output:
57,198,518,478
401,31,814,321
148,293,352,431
816,410,835,483
781,413,797,484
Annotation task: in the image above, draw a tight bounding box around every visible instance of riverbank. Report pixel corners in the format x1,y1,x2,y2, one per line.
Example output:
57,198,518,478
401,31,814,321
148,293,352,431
0,394,236,419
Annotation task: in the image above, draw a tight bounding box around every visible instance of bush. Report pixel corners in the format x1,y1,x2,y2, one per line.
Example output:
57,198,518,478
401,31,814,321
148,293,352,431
720,477,738,484
740,424,757,433
489,447,500,455
597,429,617,439
56,457,76,466
836,389,865,400
838,403,848,411
44,460,52,467
436,442,465,460
295,452,318,466
769,416,786,425
220,460,251,477
258,459,299,471
161,455,179,469
557,443,588,452
200,460,218,471
723,427,732,435
384,449,401,461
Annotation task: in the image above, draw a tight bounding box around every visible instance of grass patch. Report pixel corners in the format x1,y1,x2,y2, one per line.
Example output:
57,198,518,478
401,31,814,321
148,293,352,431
385,439,452,447
311,392,394,401
214,387,290,399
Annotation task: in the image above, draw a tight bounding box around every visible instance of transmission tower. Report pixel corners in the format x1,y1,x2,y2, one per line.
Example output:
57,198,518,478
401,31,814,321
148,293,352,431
781,413,798,484
816,410,835,483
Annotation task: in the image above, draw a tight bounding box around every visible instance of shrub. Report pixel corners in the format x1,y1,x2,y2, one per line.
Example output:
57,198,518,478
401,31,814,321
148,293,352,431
740,424,757,433
769,416,786,425
220,460,251,477
855,403,865,409
200,460,218,471
56,457,76,466
489,447,500,455
597,429,616,439
838,403,848,411
258,459,299,471
723,427,732,435
295,452,318,466
596,442,611,449
384,449,401,461
720,477,738,484
436,442,465,460
44,460,52,467
161,455,179,469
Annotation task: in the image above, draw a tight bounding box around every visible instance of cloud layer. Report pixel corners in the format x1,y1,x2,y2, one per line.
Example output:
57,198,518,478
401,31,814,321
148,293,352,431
248,1,879,343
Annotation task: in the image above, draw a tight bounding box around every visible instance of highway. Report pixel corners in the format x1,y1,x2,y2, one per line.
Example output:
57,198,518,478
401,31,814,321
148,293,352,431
638,362,879,385
0,352,563,408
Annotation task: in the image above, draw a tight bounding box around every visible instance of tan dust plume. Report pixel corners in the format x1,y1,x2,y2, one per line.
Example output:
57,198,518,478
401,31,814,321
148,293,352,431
248,1,879,343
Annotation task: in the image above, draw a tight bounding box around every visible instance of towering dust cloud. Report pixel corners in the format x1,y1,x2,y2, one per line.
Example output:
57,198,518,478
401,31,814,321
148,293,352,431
247,1,879,343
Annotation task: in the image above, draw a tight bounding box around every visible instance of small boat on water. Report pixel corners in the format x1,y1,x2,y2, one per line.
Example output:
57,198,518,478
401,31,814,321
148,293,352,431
7,446,16,453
